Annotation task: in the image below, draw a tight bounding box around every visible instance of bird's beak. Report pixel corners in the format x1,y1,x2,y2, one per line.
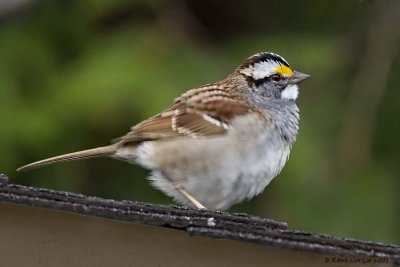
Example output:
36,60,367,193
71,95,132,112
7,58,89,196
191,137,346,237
289,71,310,84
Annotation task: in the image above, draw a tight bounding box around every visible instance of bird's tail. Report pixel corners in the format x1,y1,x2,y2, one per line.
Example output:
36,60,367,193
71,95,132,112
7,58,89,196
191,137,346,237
17,145,118,171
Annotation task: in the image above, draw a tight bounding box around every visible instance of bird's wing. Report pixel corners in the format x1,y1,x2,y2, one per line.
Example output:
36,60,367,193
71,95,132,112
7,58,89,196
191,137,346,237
116,85,252,145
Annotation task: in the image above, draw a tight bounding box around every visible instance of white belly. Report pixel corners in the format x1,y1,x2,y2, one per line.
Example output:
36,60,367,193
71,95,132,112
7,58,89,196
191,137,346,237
115,115,291,210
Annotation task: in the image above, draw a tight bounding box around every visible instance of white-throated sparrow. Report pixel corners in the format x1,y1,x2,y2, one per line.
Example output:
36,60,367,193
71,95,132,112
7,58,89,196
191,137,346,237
18,52,309,210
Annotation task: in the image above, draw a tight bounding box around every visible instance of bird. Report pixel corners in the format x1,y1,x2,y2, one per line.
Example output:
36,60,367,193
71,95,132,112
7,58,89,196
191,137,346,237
18,52,309,210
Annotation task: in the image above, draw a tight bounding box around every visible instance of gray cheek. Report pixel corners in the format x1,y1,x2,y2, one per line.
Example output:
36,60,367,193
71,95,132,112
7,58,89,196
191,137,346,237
255,83,281,99
264,87,281,99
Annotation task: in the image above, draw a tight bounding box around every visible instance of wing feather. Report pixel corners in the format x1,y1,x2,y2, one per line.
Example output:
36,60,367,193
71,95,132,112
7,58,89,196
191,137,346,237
116,86,252,145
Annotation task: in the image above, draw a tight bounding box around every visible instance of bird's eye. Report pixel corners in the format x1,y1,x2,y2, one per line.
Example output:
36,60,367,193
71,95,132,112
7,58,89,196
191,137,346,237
270,74,282,82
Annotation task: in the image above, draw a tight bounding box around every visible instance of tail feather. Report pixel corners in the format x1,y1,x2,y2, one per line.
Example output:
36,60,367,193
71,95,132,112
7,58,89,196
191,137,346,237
17,145,117,171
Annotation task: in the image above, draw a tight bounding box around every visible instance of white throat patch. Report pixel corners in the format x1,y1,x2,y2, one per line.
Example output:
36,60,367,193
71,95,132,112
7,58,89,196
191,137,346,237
281,84,299,100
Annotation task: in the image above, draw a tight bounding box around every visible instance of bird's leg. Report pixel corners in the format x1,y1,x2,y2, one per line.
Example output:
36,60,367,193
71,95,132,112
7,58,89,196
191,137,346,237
177,186,207,209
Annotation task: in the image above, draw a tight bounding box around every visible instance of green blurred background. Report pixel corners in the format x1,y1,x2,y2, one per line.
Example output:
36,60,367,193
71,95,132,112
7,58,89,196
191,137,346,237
1,0,399,243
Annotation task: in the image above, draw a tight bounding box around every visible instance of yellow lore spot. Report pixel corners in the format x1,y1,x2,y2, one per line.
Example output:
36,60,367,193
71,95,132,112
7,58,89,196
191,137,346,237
275,65,293,76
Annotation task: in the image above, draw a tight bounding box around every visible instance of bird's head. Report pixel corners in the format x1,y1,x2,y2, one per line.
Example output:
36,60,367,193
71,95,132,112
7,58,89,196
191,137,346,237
238,52,309,101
